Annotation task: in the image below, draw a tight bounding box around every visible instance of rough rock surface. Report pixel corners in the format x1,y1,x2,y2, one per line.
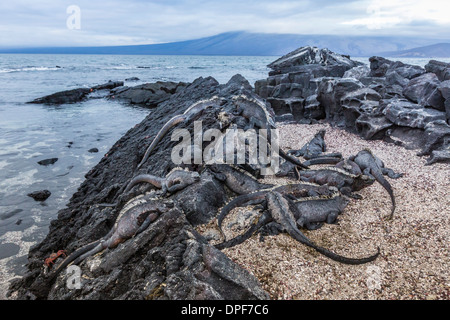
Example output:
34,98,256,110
28,81,124,105
27,190,51,202
255,46,450,164
9,76,271,300
109,81,189,107
27,80,188,108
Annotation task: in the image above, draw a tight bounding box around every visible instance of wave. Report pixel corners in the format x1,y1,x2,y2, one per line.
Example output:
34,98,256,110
0,66,62,73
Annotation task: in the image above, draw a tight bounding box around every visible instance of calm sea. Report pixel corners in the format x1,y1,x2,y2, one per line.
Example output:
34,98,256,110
0,54,448,298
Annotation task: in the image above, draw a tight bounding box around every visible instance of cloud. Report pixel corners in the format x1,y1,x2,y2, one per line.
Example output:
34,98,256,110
0,0,448,47
342,0,450,35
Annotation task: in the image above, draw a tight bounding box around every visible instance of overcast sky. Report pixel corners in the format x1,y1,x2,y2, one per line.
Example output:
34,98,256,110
1,0,449,48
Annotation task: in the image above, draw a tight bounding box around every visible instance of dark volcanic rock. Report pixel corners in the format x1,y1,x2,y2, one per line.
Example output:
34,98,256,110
258,47,450,164
369,56,425,79
37,158,58,166
125,77,140,81
403,73,445,111
10,76,271,300
382,99,446,129
355,113,393,140
316,78,365,125
27,190,51,202
91,80,124,91
110,81,189,107
425,60,450,81
268,46,360,74
28,88,91,105
438,80,450,124
28,81,124,105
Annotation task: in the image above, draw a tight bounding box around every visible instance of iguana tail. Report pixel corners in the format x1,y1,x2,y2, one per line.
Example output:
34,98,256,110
371,169,396,220
282,221,380,265
137,114,186,169
217,191,267,241
47,239,103,281
123,174,164,193
215,212,272,250
303,157,342,167
279,149,310,170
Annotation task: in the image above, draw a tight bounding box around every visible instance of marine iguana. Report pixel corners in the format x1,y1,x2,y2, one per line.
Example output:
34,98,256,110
215,192,348,249
124,167,201,196
97,167,200,208
302,157,343,167
48,197,172,280
290,192,350,230
231,93,277,130
349,149,403,219
137,96,224,169
288,129,342,160
217,182,336,240
335,158,363,175
230,93,309,170
299,167,375,199
264,191,380,265
209,163,274,195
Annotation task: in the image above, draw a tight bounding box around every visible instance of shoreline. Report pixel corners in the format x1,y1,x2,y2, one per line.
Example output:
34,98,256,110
5,48,450,300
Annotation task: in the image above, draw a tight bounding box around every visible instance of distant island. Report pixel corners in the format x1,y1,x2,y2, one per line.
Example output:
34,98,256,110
1,31,449,58
381,43,450,58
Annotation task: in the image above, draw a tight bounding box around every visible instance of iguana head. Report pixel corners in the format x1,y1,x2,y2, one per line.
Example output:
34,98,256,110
167,167,201,184
353,174,375,191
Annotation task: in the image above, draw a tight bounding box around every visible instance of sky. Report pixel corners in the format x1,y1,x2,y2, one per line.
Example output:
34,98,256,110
0,0,449,48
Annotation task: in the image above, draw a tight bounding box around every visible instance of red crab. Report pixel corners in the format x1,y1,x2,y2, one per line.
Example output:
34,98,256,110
44,250,67,268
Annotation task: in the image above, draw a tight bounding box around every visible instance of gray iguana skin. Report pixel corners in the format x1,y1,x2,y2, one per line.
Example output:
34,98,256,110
48,199,172,280
335,158,363,175
265,192,380,265
97,168,200,208
137,97,224,169
299,167,375,199
231,93,276,130
288,129,342,160
209,163,274,195
215,192,348,249
232,94,309,170
217,182,336,240
350,149,403,219
291,193,349,230
302,156,343,167
124,168,201,195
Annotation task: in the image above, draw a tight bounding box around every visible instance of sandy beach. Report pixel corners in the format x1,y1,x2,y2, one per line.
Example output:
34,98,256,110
197,122,449,300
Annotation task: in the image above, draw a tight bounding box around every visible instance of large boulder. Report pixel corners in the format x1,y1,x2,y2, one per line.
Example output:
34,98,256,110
28,81,125,105
343,65,370,80
438,80,450,124
28,88,91,105
403,73,445,111
110,81,189,107
340,88,382,132
369,56,425,79
382,99,446,129
355,113,393,140
268,46,361,76
425,60,450,81
316,78,364,125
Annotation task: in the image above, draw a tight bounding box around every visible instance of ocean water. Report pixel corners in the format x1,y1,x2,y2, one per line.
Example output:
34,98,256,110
0,54,448,298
